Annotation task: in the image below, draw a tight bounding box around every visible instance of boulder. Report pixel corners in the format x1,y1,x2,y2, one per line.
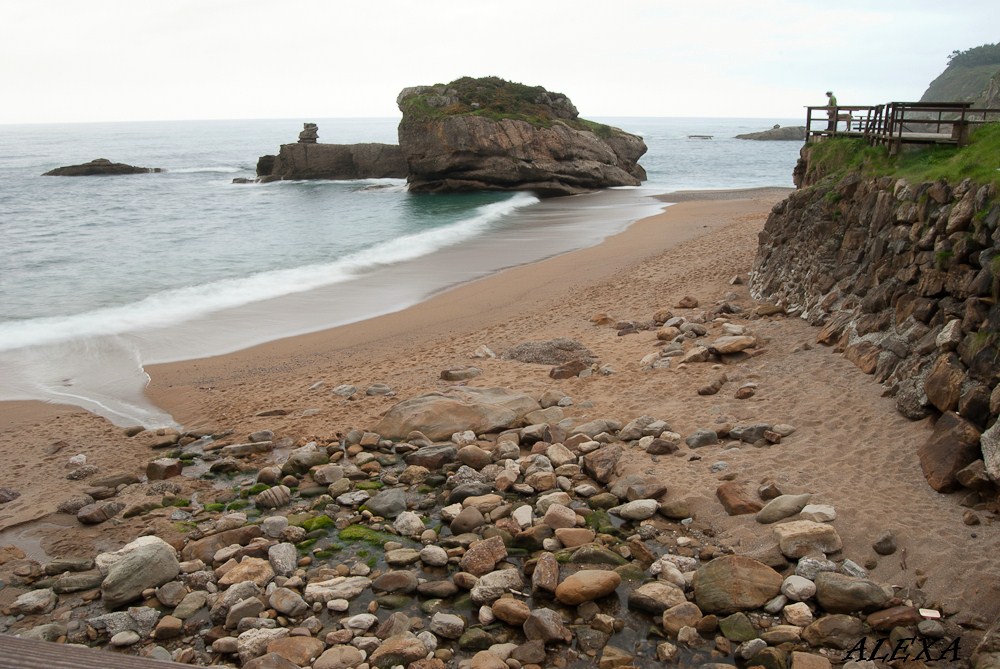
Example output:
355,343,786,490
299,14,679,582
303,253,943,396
43,158,162,176
694,555,783,614
772,520,843,558
813,572,889,613
100,537,180,608
397,78,646,197
374,387,540,441
627,581,687,614
554,569,621,605
918,411,983,492
756,493,812,524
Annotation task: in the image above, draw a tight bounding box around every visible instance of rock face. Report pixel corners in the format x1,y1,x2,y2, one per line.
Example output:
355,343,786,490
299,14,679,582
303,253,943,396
396,77,647,196
735,125,807,141
257,141,407,182
43,158,162,176
751,155,1000,497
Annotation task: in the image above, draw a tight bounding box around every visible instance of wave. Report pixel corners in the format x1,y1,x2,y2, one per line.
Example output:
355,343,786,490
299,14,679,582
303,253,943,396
168,166,244,174
0,192,539,353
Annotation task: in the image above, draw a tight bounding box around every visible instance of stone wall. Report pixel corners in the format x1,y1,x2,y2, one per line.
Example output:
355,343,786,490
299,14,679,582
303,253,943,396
750,150,1000,498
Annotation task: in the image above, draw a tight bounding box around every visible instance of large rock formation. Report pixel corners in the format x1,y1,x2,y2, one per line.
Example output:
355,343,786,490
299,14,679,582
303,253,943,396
256,142,407,182
43,158,162,176
751,145,1000,497
396,77,647,196
255,122,407,182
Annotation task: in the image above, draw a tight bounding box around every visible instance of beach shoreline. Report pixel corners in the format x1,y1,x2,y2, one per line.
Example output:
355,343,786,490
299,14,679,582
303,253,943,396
2,184,998,641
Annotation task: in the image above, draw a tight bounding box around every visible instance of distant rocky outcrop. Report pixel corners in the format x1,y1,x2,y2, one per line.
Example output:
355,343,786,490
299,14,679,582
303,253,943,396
396,77,647,197
251,122,407,182
921,42,1000,107
735,125,806,141
43,158,162,177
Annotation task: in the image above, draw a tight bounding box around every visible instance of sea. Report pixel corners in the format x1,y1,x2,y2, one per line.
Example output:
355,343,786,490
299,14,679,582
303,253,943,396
0,117,801,426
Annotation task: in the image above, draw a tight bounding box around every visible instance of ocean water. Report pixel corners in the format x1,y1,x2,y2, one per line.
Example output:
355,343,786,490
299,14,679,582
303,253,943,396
0,116,801,425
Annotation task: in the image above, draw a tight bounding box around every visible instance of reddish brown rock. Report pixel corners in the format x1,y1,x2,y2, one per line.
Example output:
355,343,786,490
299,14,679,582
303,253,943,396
923,353,966,413
865,605,922,631
844,341,880,374
716,482,763,515
917,411,982,493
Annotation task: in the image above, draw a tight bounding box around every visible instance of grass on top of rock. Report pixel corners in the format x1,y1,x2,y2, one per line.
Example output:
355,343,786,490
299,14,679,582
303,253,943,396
806,123,1000,189
400,75,617,137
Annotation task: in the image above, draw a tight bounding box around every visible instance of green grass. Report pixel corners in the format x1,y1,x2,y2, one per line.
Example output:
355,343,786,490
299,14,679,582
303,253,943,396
806,123,1000,190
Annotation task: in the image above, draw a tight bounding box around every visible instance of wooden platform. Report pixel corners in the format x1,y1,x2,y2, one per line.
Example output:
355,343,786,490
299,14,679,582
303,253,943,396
0,634,194,669
804,101,1000,151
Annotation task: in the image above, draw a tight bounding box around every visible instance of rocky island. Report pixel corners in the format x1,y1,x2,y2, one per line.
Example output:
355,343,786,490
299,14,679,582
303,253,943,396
253,77,647,197
735,125,807,141
43,158,163,176
395,77,646,197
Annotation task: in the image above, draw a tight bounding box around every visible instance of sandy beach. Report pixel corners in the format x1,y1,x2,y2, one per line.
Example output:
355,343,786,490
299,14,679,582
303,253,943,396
2,187,998,651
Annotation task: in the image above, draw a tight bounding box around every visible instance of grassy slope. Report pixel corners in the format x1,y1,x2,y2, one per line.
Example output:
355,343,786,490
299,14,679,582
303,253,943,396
806,123,1000,190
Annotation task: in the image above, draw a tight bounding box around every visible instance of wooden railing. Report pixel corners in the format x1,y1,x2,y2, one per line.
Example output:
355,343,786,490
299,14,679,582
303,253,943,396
805,101,1000,154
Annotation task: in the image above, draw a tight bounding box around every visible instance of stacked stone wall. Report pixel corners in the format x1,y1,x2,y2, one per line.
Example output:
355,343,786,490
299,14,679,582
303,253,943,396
750,157,1000,497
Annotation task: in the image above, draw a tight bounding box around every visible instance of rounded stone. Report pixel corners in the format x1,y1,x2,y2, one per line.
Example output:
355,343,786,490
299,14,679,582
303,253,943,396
555,569,621,605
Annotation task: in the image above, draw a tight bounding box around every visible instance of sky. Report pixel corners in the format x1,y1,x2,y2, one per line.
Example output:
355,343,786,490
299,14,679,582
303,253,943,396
1,1,997,124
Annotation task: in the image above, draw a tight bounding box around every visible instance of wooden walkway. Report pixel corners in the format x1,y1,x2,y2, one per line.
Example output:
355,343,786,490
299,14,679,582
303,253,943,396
805,101,1000,154
0,634,194,669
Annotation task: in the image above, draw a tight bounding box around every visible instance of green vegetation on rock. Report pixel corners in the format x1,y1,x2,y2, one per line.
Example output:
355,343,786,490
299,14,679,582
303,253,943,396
923,42,1000,105
399,75,616,137
805,123,1000,190
338,524,395,546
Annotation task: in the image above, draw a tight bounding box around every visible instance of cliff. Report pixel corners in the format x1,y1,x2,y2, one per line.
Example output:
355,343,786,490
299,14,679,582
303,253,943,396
920,42,1000,107
751,140,1000,498
396,77,647,197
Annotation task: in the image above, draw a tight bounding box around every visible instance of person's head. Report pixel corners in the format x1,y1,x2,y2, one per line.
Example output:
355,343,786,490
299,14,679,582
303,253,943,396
826,91,833,97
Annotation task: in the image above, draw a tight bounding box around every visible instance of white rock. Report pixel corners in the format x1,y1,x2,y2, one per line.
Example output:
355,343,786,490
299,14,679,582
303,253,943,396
326,599,350,612
781,575,817,601
783,601,814,626
479,605,496,625
511,505,534,529
799,504,837,522
393,511,426,537
419,545,449,567
344,613,378,632
613,499,659,521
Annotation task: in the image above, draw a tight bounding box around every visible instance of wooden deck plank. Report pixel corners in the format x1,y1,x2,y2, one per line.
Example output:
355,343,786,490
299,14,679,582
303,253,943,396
0,634,198,669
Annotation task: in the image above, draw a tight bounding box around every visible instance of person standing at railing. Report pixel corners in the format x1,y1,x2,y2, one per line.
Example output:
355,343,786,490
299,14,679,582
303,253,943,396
826,91,838,131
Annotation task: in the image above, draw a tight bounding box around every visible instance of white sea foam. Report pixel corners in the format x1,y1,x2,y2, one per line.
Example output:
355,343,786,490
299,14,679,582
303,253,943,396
0,192,539,353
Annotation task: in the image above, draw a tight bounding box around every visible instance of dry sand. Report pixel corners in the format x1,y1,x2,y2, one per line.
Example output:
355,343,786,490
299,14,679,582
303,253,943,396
1,187,997,624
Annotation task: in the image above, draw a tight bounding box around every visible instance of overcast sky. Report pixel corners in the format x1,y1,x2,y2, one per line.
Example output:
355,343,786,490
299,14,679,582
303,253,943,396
1,1,996,124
